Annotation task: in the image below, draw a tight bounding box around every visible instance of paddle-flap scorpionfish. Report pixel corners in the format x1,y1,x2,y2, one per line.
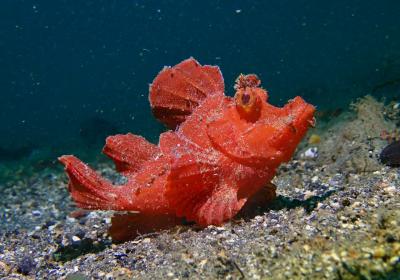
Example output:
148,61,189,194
60,58,315,240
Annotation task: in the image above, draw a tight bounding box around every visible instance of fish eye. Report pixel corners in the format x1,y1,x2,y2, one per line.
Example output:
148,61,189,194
235,88,262,122
241,93,251,104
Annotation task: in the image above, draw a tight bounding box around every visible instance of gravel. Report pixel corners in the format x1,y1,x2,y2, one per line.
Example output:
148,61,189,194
0,96,399,279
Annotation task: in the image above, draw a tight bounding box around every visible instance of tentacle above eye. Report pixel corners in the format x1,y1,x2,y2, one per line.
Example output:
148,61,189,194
234,74,267,122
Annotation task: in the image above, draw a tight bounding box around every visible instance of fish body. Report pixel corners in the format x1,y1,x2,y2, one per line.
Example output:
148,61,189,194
60,58,315,240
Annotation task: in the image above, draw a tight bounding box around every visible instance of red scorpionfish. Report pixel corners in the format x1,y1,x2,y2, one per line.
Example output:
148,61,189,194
59,58,315,241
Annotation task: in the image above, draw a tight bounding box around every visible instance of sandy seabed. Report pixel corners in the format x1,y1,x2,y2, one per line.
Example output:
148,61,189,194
0,95,399,279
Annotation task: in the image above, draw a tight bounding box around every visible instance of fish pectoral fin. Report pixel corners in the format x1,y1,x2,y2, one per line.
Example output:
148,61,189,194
194,184,246,227
150,58,224,129
166,153,220,220
102,133,161,175
207,118,270,167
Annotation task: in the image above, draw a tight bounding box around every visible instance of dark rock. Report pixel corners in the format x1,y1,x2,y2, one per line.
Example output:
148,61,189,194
380,140,400,166
17,255,36,275
114,252,128,260
385,233,396,243
44,220,56,228
342,198,351,207
78,217,88,225
74,228,86,239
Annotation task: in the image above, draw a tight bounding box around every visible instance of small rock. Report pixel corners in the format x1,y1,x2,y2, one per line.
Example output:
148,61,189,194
32,210,42,216
373,246,386,258
385,233,396,243
304,190,316,200
341,198,351,207
0,261,10,273
383,186,396,194
72,235,81,242
389,256,399,265
74,228,86,239
302,147,318,159
17,256,36,275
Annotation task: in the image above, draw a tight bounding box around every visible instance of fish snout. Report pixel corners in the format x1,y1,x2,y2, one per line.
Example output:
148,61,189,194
285,96,316,133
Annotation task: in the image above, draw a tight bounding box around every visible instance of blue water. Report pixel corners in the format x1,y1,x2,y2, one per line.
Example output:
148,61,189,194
0,0,399,168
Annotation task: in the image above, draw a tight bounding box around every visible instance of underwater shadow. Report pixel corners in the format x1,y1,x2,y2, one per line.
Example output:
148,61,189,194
53,191,336,252
267,190,336,213
53,238,111,263
238,189,336,222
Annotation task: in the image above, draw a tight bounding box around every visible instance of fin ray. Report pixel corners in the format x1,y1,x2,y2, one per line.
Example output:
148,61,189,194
150,58,224,129
102,133,160,175
59,155,133,210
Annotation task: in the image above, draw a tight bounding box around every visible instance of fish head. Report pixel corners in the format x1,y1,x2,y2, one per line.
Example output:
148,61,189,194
207,74,315,168
234,74,316,165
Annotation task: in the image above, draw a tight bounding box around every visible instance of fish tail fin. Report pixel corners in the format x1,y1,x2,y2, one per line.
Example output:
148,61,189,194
149,57,224,129
59,155,133,210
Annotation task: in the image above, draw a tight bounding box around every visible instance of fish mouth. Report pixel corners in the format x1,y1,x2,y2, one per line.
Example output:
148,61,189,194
287,96,316,131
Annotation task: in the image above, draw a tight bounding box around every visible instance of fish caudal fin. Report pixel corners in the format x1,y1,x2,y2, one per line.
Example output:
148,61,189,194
59,155,133,210
102,133,160,175
149,57,224,129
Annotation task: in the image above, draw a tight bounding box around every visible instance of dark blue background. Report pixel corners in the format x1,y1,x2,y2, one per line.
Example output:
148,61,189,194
1,0,399,157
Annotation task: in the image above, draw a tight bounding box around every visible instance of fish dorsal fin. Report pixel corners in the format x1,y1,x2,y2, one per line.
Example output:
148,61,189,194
149,57,224,129
102,133,160,175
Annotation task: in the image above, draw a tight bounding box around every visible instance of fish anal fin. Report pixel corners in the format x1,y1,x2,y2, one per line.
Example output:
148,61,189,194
102,133,160,174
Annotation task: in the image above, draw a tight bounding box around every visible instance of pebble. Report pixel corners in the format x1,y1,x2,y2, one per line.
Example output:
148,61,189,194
0,261,9,273
72,236,81,242
383,186,396,194
1,112,400,280
389,256,399,265
32,210,42,216
304,190,316,200
302,147,319,159
373,246,386,258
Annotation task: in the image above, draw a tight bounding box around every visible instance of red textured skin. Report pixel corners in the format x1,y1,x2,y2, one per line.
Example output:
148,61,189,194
59,58,315,240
